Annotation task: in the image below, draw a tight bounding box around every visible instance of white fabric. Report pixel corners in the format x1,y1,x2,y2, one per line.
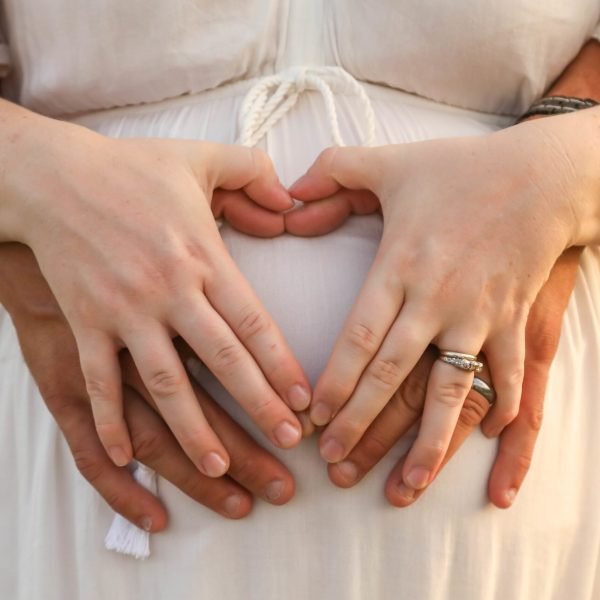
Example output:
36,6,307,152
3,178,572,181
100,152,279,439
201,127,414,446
104,464,156,559
594,23,600,41
1,0,600,116
1,2,600,599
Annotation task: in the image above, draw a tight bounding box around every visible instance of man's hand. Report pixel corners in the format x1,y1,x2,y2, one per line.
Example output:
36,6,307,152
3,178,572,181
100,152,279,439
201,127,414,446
0,243,296,531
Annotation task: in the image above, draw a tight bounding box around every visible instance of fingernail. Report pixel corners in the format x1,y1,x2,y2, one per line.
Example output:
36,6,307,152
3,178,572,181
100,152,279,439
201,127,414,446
109,446,129,467
287,384,311,411
200,452,228,477
265,479,284,502
297,411,315,437
504,488,518,506
274,421,302,447
311,403,332,426
223,494,242,517
396,483,415,502
335,460,359,484
138,516,153,532
276,184,295,208
406,467,431,490
321,438,345,463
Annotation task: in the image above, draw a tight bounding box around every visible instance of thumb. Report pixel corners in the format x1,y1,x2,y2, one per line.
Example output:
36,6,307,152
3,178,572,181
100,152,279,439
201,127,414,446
284,189,380,237
192,142,294,212
289,146,383,202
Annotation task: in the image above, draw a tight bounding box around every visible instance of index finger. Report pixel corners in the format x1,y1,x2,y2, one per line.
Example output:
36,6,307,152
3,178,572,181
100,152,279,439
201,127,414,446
309,250,407,427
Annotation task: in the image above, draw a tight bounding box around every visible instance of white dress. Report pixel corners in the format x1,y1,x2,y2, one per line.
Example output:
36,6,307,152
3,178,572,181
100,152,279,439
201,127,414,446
1,2,600,599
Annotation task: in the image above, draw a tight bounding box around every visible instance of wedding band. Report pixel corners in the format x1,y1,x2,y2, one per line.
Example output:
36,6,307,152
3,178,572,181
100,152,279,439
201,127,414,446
471,376,496,405
438,350,484,373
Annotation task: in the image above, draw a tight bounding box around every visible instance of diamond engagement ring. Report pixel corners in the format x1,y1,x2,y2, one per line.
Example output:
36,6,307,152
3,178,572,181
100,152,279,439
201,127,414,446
438,350,484,373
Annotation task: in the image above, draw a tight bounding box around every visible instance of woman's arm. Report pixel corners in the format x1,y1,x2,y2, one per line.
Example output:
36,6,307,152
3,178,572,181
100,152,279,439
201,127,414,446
292,64,600,498
0,98,310,473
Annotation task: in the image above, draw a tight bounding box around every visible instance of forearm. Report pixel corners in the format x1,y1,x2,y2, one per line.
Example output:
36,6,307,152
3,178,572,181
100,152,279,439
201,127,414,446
514,40,600,247
550,41,600,246
0,98,94,243
0,100,50,240
546,39,600,99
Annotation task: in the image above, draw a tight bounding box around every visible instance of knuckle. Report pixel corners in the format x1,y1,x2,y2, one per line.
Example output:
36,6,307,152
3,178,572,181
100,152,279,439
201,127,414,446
359,434,389,464
434,380,470,408
346,322,380,354
131,428,166,464
95,421,125,441
248,397,276,420
529,329,560,363
22,297,65,322
72,447,105,485
182,475,236,510
418,440,446,465
319,379,355,406
496,365,525,390
146,369,184,399
237,308,270,341
230,455,261,485
366,358,403,390
85,377,112,402
336,416,368,443
316,146,339,170
458,394,489,427
177,427,210,452
117,266,166,301
397,375,427,415
180,474,212,503
500,446,533,473
524,405,544,432
512,452,533,472
47,398,83,432
212,343,244,372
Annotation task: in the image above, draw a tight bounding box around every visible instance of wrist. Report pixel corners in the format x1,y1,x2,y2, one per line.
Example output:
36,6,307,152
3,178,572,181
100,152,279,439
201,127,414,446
0,100,100,246
530,107,600,247
0,243,61,319
0,101,55,242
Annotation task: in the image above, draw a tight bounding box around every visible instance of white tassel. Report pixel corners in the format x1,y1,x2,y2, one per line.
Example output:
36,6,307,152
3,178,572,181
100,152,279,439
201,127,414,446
104,462,158,559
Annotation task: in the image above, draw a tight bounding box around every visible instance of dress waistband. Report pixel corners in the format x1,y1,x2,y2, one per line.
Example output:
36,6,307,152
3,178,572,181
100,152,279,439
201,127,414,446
238,66,376,147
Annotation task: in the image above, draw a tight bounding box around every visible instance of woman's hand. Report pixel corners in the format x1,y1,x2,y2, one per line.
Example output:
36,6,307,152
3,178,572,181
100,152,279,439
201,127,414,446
0,243,297,530
0,100,311,474
327,248,581,508
289,111,598,494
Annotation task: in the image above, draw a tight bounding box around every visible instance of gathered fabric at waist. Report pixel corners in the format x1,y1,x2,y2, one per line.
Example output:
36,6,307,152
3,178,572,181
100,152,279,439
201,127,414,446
68,70,514,157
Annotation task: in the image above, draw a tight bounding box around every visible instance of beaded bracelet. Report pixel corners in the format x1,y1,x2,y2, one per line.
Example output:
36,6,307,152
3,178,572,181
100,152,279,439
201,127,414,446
519,95,599,121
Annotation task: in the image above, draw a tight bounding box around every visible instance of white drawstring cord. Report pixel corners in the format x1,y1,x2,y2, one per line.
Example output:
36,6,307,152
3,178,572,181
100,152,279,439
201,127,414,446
238,66,376,148
105,67,376,559
105,463,157,559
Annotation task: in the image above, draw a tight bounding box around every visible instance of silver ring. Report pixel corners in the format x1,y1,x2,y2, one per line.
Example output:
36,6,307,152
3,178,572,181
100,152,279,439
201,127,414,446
471,376,496,405
438,350,483,373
